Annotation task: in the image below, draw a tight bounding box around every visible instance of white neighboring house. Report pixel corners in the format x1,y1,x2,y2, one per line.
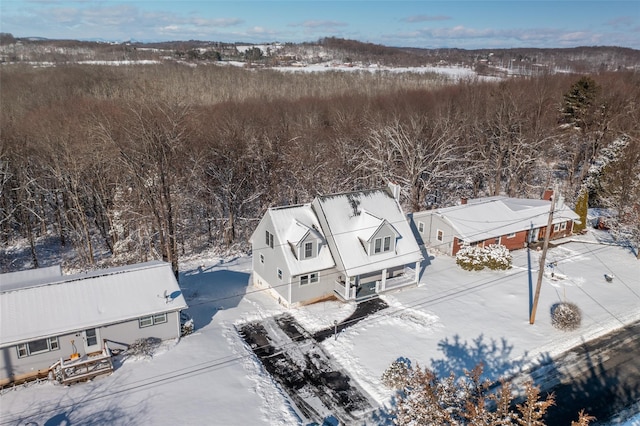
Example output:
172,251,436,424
251,186,424,307
0,261,188,385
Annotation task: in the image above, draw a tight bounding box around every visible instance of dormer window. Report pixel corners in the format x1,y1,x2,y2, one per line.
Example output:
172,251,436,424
373,236,393,254
304,242,313,258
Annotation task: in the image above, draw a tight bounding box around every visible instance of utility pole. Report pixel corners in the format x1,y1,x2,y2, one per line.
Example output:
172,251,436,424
530,188,556,325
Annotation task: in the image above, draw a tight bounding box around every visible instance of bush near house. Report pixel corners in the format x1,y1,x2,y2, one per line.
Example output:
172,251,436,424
456,244,512,271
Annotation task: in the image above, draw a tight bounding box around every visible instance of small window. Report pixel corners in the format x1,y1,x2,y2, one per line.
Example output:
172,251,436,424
553,224,560,232
418,222,424,233
383,236,391,252
139,316,153,328
437,230,444,241
310,272,318,283
277,268,283,280
85,329,97,347
49,337,60,351
17,344,28,358
507,232,516,239
265,230,270,246
304,242,313,258
154,313,168,324
260,253,264,264
560,222,567,231
300,274,309,285
374,238,382,254
265,230,274,248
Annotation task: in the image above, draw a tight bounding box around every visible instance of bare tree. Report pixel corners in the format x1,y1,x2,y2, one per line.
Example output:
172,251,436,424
360,114,460,211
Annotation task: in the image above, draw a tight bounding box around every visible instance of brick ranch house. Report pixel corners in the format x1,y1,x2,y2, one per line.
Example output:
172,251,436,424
411,191,580,256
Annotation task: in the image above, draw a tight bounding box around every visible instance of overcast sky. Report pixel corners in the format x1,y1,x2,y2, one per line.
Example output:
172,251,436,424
1,1,638,49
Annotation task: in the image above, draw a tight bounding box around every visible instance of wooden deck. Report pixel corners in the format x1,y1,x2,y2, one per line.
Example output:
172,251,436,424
51,348,114,385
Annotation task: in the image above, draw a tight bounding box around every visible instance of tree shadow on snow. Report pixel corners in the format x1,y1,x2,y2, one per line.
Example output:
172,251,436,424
179,263,250,331
529,324,640,424
365,395,399,426
10,376,147,426
430,334,527,382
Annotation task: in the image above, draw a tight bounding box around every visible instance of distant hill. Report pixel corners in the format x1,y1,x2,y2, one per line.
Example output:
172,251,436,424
1,34,638,74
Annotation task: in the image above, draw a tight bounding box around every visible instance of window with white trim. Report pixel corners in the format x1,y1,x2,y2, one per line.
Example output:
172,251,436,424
277,268,283,280
85,328,98,347
16,337,60,358
304,241,313,259
507,232,516,239
437,229,444,241
260,253,264,264
418,221,424,233
265,230,274,248
373,236,393,254
139,313,168,328
560,222,567,231
300,272,319,286
553,224,560,232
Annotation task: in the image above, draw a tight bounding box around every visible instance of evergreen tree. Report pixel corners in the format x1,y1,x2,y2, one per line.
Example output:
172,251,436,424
562,76,600,130
573,189,588,233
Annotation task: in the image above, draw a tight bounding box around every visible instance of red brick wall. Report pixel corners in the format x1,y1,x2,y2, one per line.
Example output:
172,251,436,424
452,237,463,255
500,230,528,251
538,220,574,241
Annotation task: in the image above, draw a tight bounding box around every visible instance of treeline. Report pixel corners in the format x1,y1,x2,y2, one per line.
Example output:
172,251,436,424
1,63,639,274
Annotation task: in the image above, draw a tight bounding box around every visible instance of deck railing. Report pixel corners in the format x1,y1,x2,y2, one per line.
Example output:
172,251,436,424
51,346,114,385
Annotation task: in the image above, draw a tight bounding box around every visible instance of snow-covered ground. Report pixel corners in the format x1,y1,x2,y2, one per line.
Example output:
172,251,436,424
1,232,639,425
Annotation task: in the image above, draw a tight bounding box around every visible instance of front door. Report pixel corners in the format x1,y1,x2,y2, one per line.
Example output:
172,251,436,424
356,281,377,300
83,328,101,354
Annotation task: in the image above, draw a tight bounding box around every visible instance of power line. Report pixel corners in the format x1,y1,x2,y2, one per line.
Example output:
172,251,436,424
0,242,627,425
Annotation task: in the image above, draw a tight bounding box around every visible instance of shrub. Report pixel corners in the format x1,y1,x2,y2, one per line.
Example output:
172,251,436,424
456,246,487,271
126,337,162,359
551,302,582,331
456,244,512,271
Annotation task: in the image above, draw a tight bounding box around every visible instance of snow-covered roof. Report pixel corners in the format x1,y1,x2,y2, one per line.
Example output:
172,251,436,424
313,188,423,277
0,261,187,347
427,196,580,243
266,204,335,276
0,265,62,292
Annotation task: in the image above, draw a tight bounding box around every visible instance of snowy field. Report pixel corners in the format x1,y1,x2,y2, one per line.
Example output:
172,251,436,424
1,232,639,425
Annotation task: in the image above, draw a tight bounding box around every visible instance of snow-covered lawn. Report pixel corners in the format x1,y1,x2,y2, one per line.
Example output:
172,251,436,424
1,238,639,425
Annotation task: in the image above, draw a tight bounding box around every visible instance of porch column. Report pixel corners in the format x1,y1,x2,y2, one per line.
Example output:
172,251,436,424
415,261,420,285
380,268,387,292
344,276,350,300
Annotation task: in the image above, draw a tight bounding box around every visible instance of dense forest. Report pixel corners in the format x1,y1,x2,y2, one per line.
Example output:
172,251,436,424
1,46,639,275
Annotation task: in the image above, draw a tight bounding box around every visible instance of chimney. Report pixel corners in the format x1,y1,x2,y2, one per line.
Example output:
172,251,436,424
542,189,554,201
461,197,468,205
388,181,400,201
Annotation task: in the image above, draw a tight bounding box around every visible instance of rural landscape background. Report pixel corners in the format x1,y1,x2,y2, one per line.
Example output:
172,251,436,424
2,36,639,276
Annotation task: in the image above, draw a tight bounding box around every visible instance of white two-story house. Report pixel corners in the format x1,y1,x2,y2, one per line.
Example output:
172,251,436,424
251,185,423,307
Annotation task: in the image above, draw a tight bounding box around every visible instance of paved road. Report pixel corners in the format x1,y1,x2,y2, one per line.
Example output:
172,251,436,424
531,320,640,424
